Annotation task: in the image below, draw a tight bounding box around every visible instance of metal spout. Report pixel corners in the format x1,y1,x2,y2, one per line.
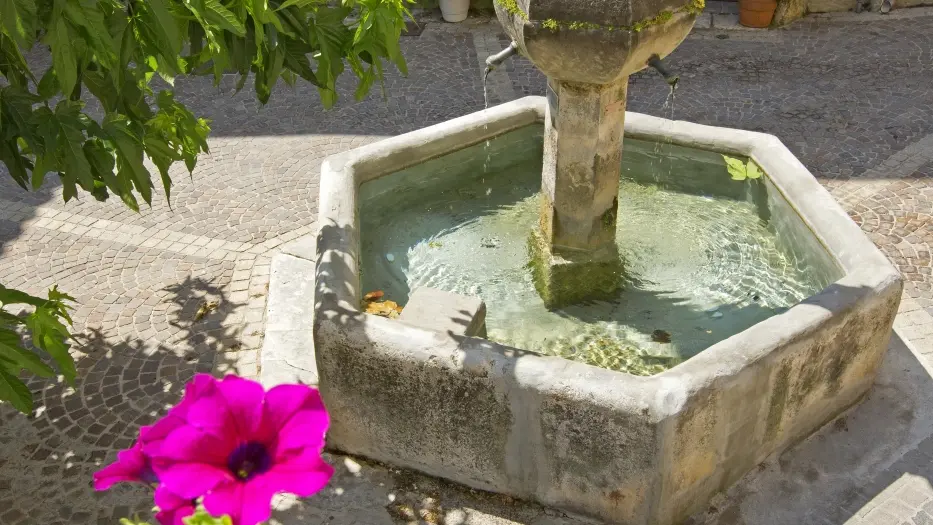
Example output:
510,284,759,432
647,54,679,88
484,41,520,77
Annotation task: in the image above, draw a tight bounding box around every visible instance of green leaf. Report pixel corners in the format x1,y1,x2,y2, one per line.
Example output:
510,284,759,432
0,367,32,414
745,160,763,179
203,0,247,36
43,13,78,98
36,68,60,99
0,138,30,188
0,0,37,49
722,154,747,181
0,85,40,147
276,0,325,10
24,306,75,384
53,101,95,192
0,329,56,377
62,0,117,69
102,114,152,205
183,508,233,525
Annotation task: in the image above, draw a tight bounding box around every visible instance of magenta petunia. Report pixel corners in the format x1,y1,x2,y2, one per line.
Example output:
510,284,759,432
150,375,334,525
154,486,197,525
93,439,158,490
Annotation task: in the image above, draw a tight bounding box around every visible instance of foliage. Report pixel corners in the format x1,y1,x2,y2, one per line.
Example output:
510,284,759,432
183,509,233,525
116,508,234,525
0,284,74,413
0,0,412,413
722,154,763,181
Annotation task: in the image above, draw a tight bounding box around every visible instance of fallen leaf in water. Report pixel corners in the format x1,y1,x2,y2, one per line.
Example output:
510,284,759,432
363,290,385,301
364,299,403,319
194,301,219,322
651,329,671,344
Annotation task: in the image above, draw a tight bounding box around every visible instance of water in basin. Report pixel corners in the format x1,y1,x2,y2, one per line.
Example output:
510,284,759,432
359,126,842,375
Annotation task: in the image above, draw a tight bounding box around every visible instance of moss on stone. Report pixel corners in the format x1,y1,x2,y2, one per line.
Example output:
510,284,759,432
536,0,701,33
494,0,528,20
527,231,623,309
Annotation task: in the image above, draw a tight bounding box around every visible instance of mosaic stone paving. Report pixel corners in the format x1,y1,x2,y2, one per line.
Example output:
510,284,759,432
2,9,933,525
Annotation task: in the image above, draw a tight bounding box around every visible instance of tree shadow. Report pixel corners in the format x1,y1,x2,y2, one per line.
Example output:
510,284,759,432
0,273,247,524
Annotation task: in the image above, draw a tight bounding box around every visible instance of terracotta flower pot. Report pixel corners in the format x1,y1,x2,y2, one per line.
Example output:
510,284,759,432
739,0,777,27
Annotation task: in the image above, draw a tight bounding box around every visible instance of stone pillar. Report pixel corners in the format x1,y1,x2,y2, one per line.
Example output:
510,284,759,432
531,77,627,308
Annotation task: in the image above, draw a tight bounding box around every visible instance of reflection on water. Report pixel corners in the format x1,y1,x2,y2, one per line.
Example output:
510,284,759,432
360,126,842,375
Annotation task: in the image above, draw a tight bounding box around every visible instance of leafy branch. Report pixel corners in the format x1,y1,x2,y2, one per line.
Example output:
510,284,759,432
0,0,412,413
0,284,75,413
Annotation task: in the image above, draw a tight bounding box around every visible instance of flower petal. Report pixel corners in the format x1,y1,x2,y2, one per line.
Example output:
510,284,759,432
156,462,231,499
152,425,233,466
143,374,220,454
154,486,196,525
272,409,329,459
217,375,266,439
203,479,275,525
93,442,150,490
262,384,326,432
260,455,334,497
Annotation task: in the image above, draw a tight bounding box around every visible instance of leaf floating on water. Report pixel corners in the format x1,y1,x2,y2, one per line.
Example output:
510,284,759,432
651,329,671,344
722,154,765,181
722,155,748,180
428,241,443,249
363,290,385,301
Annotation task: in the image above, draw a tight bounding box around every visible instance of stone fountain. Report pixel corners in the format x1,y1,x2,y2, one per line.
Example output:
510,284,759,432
261,2,903,524
492,0,701,306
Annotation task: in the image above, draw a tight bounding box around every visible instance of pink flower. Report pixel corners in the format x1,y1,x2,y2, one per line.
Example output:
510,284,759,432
150,374,334,525
94,376,218,491
154,486,197,525
93,440,158,490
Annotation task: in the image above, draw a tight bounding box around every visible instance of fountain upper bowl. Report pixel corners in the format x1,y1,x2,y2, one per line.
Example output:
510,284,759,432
494,0,700,84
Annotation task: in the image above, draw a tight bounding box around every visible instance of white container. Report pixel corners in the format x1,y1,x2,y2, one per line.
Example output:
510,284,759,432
440,0,470,22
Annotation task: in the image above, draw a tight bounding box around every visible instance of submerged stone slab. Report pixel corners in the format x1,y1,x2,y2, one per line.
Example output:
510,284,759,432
398,287,488,338
306,97,903,525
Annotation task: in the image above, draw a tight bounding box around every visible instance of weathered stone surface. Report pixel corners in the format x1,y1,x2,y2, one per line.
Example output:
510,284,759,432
774,0,809,25
494,0,698,84
539,79,627,252
310,98,903,525
398,287,488,337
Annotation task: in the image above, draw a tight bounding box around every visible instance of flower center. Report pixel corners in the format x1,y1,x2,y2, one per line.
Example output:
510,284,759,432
227,442,272,481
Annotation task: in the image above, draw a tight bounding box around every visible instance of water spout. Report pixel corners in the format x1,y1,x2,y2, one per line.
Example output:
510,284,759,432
484,41,520,78
647,54,679,89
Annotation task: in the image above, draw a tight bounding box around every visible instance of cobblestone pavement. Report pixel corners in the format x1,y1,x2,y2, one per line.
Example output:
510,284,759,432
3,9,933,525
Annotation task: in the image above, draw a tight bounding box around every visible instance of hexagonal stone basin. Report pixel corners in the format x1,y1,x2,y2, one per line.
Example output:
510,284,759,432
311,98,902,525
359,126,843,374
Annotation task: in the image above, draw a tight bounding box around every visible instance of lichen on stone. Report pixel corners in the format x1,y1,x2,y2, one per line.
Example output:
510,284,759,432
494,0,528,20
535,0,701,33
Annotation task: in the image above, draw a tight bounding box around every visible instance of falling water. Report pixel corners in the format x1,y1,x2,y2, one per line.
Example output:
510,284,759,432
482,67,493,174
653,85,678,178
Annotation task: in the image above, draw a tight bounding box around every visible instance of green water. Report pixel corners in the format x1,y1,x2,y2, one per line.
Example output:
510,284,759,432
359,126,842,375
